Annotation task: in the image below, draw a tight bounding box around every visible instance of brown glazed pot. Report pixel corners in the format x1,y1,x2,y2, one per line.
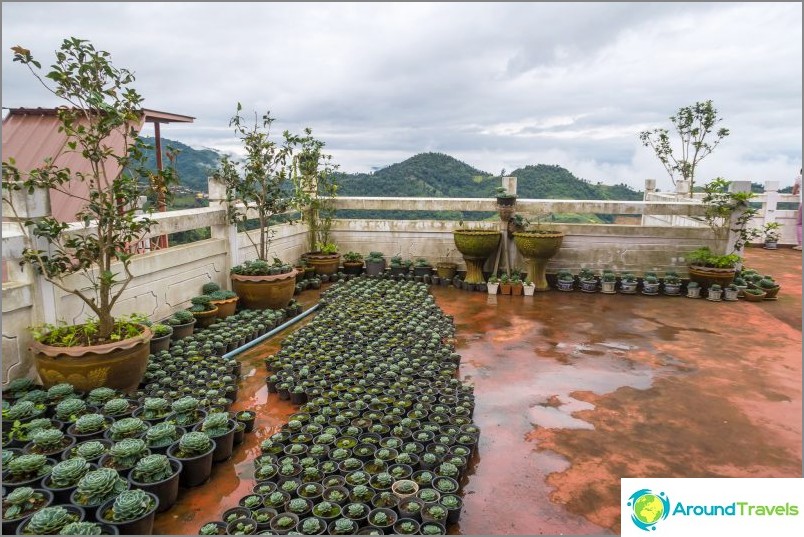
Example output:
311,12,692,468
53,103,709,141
231,270,298,310
31,325,152,392
211,297,238,319
304,252,341,276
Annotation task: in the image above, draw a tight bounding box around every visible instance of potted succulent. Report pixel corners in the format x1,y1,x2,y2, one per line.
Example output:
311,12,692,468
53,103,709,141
128,453,182,513
198,521,227,535
486,275,499,295
364,251,387,277
23,428,75,459
662,272,683,296
388,256,410,278
167,431,216,487
144,422,183,454
149,323,174,354
105,417,148,442
686,281,702,298
2,40,159,392
578,268,598,293
2,486,54,534
498,273,511,295
42,457,92,503
70,467,130,521
522,277,536,296
706,284,723,301
642,275,660,295
367,507,397,531
101,398,139,420
97,488,159,535
742,287,767,302
620,273,638,294
390,479,419,500
342,251,365,276
755,277,781,299
723,283,740,301
556,269,574,292
762,221,782,249
2,453,55,490
600,272,617,294
235,410,256,433
63,439,112,463
166,311,197,341
68,413,113,441
188,296,219,329
208,289,239,320
167,396,206,429
195,411,237,462
15,505,84,535
134,397,171,424
3,401,47,427
412,258,433,279
99,438,150,474
393,518,421,535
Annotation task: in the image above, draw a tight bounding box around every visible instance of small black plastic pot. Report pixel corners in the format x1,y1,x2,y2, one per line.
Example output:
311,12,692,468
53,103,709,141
96,490,159,535
166,439,216,488
127,457,182,513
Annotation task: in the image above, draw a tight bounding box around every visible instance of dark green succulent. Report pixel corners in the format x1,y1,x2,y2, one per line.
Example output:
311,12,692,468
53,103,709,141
73,413,107,434
108,438,148,468
46,383,76,401
86,387,118,406
108,417,147,441
49,457,91,488
74,468,129,506
7,453,52,480
105,489,155,521
175,431,212,457
131,454,174,483
102,398,132,416
75,440,109,460
15,417,55,441
145,421,180,448
200,412,230,438
59,521,106,535
5,377,35,396
5,400,43,421
19,389,48,405
2,487,46,520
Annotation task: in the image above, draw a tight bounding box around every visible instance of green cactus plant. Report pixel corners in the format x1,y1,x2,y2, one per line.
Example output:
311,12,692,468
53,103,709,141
21,505,80,535
103,489,156,522
107,438,148,469
74,468,129,506
144,421,180,449
2,486,47,520
174,431,212,458
49,457,91,488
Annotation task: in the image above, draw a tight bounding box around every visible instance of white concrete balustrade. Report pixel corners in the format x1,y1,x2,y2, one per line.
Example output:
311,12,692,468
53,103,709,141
2,177,795,383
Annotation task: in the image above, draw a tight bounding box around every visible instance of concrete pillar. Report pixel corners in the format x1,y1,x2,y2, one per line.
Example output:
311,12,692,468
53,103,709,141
502,176,517,196
208,175,239,288
727,181,753,258
763,180,780,227
642,179,657,226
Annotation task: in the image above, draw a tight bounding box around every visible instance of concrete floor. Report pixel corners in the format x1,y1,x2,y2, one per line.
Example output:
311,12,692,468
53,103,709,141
154,247,801,535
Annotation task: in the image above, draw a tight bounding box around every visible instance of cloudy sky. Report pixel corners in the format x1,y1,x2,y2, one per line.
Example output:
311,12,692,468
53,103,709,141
2,2,802,191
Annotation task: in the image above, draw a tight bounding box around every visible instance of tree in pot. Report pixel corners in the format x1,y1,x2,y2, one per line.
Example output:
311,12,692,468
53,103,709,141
212,105,305,310
1,39,174,392
98,488,159,535
128,453,182,513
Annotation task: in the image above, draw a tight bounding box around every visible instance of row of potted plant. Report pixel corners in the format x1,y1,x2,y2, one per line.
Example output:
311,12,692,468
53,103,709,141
198,279,478,535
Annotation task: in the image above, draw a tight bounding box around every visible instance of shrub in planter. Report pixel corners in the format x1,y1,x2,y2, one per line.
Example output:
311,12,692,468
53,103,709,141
2,486,54,534
128,454,182,513
97,488,159,535
16,505,84,535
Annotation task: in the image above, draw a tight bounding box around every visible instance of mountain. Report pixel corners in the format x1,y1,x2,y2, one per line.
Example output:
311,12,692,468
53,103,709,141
140,136,222,193
142,139,643,203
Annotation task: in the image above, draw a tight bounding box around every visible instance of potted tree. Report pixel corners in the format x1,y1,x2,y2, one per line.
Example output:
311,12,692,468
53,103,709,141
212,104,304,310
1,39,169,392
762,222,782,250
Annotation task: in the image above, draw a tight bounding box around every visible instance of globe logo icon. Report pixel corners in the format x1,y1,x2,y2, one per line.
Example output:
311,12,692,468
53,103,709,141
627,489,670,531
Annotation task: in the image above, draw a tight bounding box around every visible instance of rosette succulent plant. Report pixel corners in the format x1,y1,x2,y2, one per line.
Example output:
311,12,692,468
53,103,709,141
102,398,132,416
174,431,212,458
108,417,148,441
54,398,87,423
145,421,180,449
200,412,231,438
49,457,91,488
21,505,80,535
6,453,52,482
107,438,148,469
4,400,45,422
59,521,107,535
2,486,47,520
46,383,76,402
4,377,36,397
19,389,49,405
198,522,222,535
104,489,155,522
12,417,55,443
74,468,129,506
75,440,109,460
170,396,201,425
301,517,323,534
142,398,170,420
86,387,118,406
131,454,175,484
73,413,108,435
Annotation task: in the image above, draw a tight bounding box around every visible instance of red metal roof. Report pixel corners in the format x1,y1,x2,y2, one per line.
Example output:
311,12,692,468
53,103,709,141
2,107,194,222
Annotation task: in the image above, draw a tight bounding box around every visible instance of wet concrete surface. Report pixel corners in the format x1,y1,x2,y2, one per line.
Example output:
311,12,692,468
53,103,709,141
154,248,801,535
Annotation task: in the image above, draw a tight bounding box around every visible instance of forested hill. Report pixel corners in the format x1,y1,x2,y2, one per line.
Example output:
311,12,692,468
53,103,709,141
144,139,642,201
140,137,222,193
336,153,643,200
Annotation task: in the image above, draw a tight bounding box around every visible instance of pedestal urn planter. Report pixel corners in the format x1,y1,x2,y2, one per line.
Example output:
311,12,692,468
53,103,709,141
512,231,565,292
452,230,501,285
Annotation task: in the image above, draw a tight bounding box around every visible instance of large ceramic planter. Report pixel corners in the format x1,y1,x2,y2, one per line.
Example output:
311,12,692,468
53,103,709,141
687,264,736,289
31,325,152,392
303,253,341,276
512,231,565,292
435,262,457,280
452,230,501,284
231,270,299,311
211,297,238,319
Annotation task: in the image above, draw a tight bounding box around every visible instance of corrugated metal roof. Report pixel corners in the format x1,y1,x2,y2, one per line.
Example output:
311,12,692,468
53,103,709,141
2,107,194,222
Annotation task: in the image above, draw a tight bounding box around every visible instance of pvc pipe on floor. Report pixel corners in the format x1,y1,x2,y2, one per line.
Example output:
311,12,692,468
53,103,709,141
222,303,320,360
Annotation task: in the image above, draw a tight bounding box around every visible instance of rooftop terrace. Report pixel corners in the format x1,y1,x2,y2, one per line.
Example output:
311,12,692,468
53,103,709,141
151,247,801,535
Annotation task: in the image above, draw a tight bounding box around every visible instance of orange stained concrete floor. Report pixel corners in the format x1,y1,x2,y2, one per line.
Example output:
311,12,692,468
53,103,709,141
153,247,802,536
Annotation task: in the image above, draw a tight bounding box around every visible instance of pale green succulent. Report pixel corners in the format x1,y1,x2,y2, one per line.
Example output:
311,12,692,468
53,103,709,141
75,440,109,460
176,431,212,456
7,453,52,480
200,412,230,438
302,518,322,533
2,487,46,520
101,398,131,415
46,383,75,401
86,387,118,405
108,438,147,468
54,398,87,422
74,468,129,506
30,428,66,452
73,413,107,434
22,506,79,535
131,454,174,484
49,457,91,488
59,521,105,535
106,489,155,521
5,400,41,421
145,421,179,448
142,397,170,419
108,417,147,441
